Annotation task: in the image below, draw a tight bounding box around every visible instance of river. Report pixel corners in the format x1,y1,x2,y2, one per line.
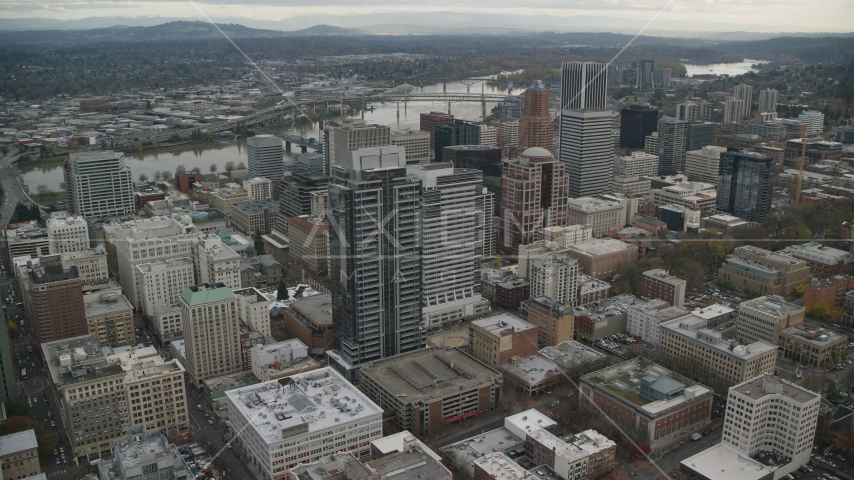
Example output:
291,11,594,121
21,78,527,192
684,59,770,77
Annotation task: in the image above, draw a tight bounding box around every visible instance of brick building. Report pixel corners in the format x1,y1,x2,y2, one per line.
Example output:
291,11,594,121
803,274,854,309
280,294,335,354
565,239,638,280
469,314,538,367
520,297,575,346
419,111,454,151
780,242,851,278
641,269,686,308
577,274,611,305
23,262,87,343
580,358,713,452
358,347,502,437
174,172,203,193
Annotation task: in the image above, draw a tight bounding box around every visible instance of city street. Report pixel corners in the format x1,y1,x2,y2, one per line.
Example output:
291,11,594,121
187,390,262,480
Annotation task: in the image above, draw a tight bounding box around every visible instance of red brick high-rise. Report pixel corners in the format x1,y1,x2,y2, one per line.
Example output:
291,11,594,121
518,80,554,152
24,262,86,343
498,147,569,254
419,111,454,152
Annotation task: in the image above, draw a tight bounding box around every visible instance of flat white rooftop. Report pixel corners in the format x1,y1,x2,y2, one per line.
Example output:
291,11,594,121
472,313,537,335
226,367,382,444
0,430,38,457
681,443,775,480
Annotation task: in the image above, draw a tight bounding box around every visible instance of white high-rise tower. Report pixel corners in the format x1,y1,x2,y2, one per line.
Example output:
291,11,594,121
247,134,284,181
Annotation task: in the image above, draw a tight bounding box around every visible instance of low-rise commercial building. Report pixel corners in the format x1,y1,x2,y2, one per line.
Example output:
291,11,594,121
226,368,384,476
803,274,854,309
238,255,282,289
83,289,135,347
573,295,640,342
61,247,109,286
234,287,272,337
565,239,637,280
659,314,777,393
737,296,805,345
47,212,89,255
718,246,810,296
97,427,185,480
152,304,182,342
230,201,278,234
209,187,250,216
626,300,690,346
0,430,41,480
780,242,851,278
580,358,713,451
777,326,846,368
577,275,611,305
249,338,316,381
470,313,539,367
500,354,563,397
566,197,626,237
538,341,608,375
520,297,575,346
286,215,328,273
641,269,686,308
358,347,502,437
280,294,334,354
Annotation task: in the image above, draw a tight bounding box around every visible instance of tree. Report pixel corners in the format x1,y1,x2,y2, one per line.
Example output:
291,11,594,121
210,163,218,174
175,165,186,175
794,284,806,295
153,171,162,181
808,301,830,318
138,173,148,183
191,167,202,174
277,280,290,301
36,185,49,196
827,379,840,400
151,139,158,149
225,161,235,172
237,162,246,170
254,231,266,256
136,142,143,152
6,321,15,338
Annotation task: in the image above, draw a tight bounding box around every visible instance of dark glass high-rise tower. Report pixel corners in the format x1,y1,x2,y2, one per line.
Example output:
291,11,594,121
716,151,773,222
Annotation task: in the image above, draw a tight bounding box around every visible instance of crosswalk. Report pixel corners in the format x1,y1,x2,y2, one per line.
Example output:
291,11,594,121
46,469,66,477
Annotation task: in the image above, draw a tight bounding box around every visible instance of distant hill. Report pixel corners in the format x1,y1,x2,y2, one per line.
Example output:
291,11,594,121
0,21,291,44
289,24,366,35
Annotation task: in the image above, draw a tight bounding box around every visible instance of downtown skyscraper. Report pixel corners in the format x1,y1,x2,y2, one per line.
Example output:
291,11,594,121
64,151,134,219
518,80,554,152
560,62,608,110
247,134,285,181
407,163,490,330
716,151,773,222
327,146,424,380
558,61,612,198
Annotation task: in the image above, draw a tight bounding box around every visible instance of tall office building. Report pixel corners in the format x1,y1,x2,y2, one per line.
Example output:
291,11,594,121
322,119,391,174
716,151,773,222
619,105,658,149
686,121,717,152
24,261,87,343
64,151,134,219
615,60,637,87
639,60,654,89
518,80,554,152
435,120,480,162
657,116,689,175
684,146,727,184
180,283,241,386
720,375,820,479
135,258,195,318
653,68,671,88
723,99,745,124
732,84,753,119
406,163,490,329
675,101,711,122
277,171,328,232
419,111,454,152
499,148,569,253
390,130,431,165
501,120,519,147
327,146,423,380
560,109,613,197
478,187,496,259
560,62,607,110
47,211,89,255
757,88,778,115
113,215,197,308
247,135,285,181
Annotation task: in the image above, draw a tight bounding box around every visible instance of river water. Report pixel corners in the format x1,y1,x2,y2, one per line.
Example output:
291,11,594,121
684,59,770,77
22,78,526,192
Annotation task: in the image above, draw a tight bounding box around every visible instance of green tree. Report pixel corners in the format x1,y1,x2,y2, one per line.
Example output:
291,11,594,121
827,380,840,399
254,231,266,256
808,301,830,318
6,321,16,338
277,280,289,301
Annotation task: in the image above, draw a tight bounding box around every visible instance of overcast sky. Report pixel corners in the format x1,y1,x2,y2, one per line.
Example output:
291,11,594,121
0,0,850,32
